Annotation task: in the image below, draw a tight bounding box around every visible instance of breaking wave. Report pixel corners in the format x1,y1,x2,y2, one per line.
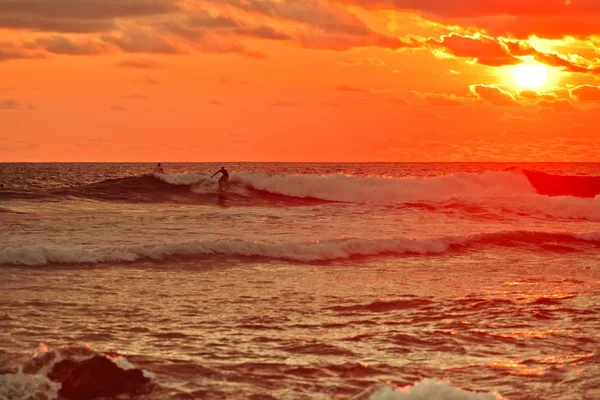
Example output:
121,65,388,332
357,379,506,400
2,169,598,219
0,344,153,400
1,231,598,267
0,344,508,400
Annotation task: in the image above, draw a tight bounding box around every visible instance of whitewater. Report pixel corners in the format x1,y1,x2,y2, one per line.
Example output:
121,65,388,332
1,162,599,400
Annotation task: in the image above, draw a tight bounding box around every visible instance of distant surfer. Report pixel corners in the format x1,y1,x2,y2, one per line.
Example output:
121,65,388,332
153,163,165,174
211,167,229,192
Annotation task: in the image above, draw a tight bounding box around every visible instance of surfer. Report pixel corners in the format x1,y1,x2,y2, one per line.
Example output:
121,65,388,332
153,163,165,174
211,167,229,192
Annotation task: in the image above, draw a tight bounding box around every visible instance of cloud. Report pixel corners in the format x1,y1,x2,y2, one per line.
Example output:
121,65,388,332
28,36,110,55
121,94,148,99
0,99,38,110
0,140,40,152
336,85,368,93
208,0,418,51
0,16,116,33
133,75,159,85
0,0,179,20
517,90,558,102
339,58,385,67
103,28,185,54
427,33,518,67
81,136,110,143
117,58,164,69
319,101,340,107
422,33,598,73
538,98,578,113
500,113,541,122
387,97,408,105
338,0,600,39
502,129,528,137
110,105,126,111
569,85,600,102
0,41,44,61
448,69,460,75
469,85,519,106
267,100,300,107
208,98,224,106
234,26,290,40
410,108,443,119
0,0,179,34
414,91,464,106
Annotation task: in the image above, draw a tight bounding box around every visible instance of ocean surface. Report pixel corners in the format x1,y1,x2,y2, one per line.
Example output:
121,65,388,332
0,162,599,400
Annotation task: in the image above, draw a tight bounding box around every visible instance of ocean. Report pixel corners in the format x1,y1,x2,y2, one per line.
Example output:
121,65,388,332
0,162,599,400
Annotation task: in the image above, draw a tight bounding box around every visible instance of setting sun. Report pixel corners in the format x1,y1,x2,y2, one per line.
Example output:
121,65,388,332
513,63,548,89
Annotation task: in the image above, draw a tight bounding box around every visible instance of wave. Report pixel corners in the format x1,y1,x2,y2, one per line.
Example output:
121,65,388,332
355,379,506,400
229,170,536,202
2,169,598,213
0,344,153,400
519,168,600,198
0,345,508,400
1,231,598,267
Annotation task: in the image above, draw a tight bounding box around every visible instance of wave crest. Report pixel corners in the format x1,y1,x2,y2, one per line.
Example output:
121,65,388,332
1,231,598,267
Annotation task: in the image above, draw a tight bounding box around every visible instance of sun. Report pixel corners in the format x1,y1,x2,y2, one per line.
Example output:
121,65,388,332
513,63,548,89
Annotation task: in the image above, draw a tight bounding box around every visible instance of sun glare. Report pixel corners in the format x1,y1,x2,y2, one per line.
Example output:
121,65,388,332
513,63,548,89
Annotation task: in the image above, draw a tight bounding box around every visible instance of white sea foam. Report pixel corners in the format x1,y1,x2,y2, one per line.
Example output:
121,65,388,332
0,373,59,400
230,171,536,202
156,171,600,220
1,231,598,266
364,379,507,400
158,173,207,186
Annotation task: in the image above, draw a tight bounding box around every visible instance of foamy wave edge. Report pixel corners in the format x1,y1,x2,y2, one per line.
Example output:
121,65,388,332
357,379,507,400
2,231,599,266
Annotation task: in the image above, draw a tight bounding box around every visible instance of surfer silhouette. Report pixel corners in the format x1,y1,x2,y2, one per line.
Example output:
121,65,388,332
211,167,229,192
153,163,165,174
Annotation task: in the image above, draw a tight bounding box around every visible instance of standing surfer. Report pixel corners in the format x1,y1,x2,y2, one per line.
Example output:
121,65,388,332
212,167,229,192
153,163,165,174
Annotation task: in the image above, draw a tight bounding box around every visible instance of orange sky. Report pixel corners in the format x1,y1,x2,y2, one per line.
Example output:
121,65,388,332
1,0,600,162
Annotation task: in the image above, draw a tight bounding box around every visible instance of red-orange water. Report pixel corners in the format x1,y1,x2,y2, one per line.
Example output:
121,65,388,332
1,163,599,399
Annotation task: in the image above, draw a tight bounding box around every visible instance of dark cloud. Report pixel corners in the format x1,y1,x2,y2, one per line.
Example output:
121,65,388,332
103,29,185,54
0,99,38,110
413,92,464,107
233,26,289,40
538,98,578,112
469,85,519,106
339,58,385,67
338,0,600,38
0,0,179,34
0,16,117,33
569,85,600,102
500,113,541,122
117,58,164,69
208,0,412,50
141,75,158,84
0,140,40,152
208,98,224,105
0,41,44,61
336,85,368,93
0,0,179,20
110,105,126,111
28,36,109,55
